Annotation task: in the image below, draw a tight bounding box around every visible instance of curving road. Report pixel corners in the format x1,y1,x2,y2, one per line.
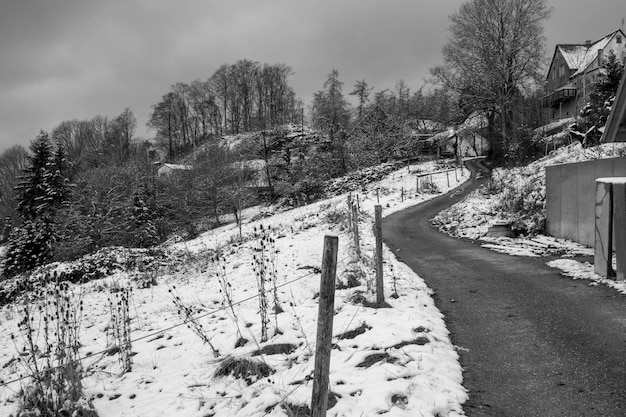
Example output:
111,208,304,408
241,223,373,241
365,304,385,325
383,159,626,416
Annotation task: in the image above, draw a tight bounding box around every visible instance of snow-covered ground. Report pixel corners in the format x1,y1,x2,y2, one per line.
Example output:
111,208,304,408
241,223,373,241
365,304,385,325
0,161,470,416
432,142,626,295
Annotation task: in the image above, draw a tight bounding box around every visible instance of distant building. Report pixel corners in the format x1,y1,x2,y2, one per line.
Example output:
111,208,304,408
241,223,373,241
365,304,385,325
426,112,490,158
542,29,626,121
156,163,193,177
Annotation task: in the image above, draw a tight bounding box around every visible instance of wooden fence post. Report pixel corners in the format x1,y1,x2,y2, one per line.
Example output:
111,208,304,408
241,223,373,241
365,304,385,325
446,170,450,188
311,236,338,417
352,204,361,259
376,188,380,204
374,205,384,305
401,187,404,202
416,176,420,193
347,194,353,233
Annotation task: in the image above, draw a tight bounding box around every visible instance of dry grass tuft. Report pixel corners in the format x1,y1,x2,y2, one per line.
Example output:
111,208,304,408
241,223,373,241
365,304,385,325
391,337,430,349
356,352,398,368
335,322,371,340
214,356,274,385
252,343,297,356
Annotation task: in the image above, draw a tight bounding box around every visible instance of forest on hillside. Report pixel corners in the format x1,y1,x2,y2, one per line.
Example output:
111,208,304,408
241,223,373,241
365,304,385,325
1,0,624,279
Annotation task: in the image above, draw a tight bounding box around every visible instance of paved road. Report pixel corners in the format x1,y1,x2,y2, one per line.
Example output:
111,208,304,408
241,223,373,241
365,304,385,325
383,160,626,416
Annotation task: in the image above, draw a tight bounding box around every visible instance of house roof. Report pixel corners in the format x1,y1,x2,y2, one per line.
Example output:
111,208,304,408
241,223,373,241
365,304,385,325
547,29,625,79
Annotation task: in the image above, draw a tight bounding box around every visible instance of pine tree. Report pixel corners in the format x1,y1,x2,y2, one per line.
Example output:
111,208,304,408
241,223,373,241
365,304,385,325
128,192,158,248
3,131,70,277
16,131,54,221
577,51,625,146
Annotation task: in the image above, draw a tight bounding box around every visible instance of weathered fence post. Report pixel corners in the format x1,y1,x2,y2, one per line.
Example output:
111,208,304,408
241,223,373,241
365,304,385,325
446,170,450,188
401,187,404,202
374,205,384,305
416,175,420,193
311,236,338,417
352,203,361,259
347,194,353,233
376,188,380,204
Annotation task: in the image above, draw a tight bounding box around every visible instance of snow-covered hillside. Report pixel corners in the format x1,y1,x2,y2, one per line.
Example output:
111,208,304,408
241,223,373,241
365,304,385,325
0,161,470,417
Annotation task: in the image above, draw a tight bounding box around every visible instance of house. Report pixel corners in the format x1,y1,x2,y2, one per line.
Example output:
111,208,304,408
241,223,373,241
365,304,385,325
425,112,490,158
601,62,626,142
156,163,193,177
542,29,626,121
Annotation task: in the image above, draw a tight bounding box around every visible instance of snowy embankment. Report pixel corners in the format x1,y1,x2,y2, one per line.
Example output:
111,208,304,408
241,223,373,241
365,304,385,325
432,142,626,295
0,161,470,417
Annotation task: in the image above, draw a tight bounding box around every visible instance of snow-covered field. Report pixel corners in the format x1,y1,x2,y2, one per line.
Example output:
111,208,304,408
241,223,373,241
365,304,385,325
0,161,470,416
432,142,626,295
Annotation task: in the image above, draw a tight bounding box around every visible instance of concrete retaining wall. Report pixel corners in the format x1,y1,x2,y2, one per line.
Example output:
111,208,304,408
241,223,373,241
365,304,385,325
546,156,626,247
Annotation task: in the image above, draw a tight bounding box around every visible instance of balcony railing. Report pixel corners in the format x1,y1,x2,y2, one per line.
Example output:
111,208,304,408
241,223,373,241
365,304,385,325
541,87,577,107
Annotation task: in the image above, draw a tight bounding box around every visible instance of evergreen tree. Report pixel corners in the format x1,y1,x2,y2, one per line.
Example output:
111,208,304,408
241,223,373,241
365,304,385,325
3,219,54,276
1,216,11,244
128,192,158,248
16,131,54,221
3,131,70,277
576,51,625,146
310,69,351,174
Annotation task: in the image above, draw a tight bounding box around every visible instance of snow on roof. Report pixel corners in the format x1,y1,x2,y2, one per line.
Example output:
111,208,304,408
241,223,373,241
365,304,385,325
161,163,192,170
533,117,575,135
556,30,623,77
558,44,590,70
459,111,488,130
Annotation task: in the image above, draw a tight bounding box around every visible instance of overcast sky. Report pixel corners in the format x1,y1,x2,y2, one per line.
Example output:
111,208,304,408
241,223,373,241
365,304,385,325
1,0,625,153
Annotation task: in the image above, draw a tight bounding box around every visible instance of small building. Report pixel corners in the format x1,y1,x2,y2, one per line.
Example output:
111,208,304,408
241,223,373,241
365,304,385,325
542,29,626,121
156,163,193,177
426,112,490,158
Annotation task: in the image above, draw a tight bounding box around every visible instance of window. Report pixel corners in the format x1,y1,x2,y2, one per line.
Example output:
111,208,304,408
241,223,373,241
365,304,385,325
617,34,623,44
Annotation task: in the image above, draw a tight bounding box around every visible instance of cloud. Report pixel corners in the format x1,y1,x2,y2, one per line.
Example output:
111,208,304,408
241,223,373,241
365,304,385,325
1,0,623,151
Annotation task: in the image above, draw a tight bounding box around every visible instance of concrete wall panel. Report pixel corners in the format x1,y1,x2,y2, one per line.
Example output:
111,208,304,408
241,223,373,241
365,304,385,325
546,156,626,247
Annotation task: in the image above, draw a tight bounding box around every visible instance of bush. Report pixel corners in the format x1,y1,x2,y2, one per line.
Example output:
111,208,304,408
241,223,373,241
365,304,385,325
12,279,97,416
3,220,54,278
493,170,546,235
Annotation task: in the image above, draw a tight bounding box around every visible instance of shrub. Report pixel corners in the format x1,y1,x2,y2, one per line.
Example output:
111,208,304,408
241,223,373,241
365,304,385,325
493,170,546,235
3,219,54,278
11,279,96,416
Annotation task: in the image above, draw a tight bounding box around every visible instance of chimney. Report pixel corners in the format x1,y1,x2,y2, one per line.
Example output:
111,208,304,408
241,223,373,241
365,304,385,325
585,40,592,46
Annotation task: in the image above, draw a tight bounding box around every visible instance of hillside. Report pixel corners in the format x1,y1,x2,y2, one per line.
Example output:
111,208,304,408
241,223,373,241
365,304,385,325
0,159,470,417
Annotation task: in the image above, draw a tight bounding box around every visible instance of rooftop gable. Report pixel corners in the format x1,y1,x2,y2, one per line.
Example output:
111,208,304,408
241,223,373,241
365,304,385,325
547,29,625,80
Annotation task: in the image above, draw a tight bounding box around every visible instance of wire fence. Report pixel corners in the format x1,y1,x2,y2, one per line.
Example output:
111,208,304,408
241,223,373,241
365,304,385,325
0,253,355,390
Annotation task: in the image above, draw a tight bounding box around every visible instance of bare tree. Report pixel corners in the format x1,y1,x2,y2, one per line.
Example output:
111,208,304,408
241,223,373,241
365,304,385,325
431,0,551,159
